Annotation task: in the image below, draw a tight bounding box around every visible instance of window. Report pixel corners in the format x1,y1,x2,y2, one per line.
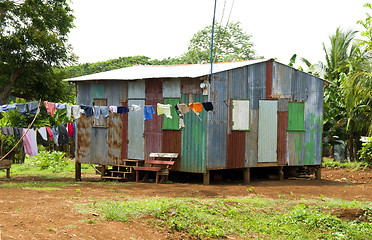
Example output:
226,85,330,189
162,98,180,130
93,98,108,128
231,99,250,131
288,102,305,131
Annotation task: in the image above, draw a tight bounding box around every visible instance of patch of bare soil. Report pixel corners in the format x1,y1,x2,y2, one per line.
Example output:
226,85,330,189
0,167,371,239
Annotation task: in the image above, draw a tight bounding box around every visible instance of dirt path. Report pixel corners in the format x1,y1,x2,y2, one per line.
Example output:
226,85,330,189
0,167,371,239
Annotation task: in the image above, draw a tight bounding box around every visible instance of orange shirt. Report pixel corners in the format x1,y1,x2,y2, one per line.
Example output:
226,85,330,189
189,102,203,115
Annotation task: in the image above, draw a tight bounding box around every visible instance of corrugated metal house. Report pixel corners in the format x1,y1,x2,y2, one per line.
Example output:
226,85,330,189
66,59,329,184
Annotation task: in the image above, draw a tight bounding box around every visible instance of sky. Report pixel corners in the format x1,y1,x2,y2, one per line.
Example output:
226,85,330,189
68,0,368,66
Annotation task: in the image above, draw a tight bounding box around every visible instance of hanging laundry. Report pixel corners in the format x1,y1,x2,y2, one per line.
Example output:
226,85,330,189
73,122,76,141
117,106,129,114
144,105,155,121
1,126,14,136
51,127,59,145
44,101,56,116
176,103,190,115
37,127,48,141
157,103,172,119
13,128,23,140
93,106,101,119
57,124,69,144
17,103,28,115
189,102,203,115
45,126,53,139
0,105,2,112
66,104,72,118
202,102,214,112
55,103,66,110
131,104,141,112
28,101,39,114
109,106,117,113
100,106,110,118
71,105,81,119
67,122,74,138
80,104,94,117
23,128,38,157
2,104,17,112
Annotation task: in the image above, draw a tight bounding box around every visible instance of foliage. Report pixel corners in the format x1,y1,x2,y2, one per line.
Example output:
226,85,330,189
322,157,370,170
0,0,76,104
82,196,372,239
358,138,372,163
26,150,68,173
178,22,257,64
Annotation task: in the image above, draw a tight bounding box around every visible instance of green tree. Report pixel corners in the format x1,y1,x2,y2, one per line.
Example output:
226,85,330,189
179,22,258,64
0,0,75,104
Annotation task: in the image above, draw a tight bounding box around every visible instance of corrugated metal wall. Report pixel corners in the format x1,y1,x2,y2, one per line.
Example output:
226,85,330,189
258,100,278,163
181,94,207,173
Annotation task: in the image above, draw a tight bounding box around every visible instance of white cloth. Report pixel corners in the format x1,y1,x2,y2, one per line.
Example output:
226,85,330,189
23,128,38,157
109,106,117,113
37,127,48,141
72,105,81,119
66,104,72,118
131,104,141,112
157,103,172,119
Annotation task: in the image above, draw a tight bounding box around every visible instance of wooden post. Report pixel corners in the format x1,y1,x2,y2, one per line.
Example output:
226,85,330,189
6,169,10,179
203,171,210,185
75,161,81,181
243,168,250,184
315,167,321,180
279,166,284,181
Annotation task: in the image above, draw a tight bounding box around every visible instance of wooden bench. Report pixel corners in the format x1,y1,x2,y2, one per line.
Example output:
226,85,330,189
0,159,11,178
133,153,178,183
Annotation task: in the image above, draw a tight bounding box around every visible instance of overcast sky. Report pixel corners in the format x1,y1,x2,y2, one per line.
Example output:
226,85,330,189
68,0,368,66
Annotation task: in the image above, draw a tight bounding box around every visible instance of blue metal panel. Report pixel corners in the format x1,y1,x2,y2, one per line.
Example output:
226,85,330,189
163,78,181,98
230,67,249,99
247,62,266,109
91,82,105,103
181,94,207,173
207,71,228,169
128,80,145,99
76,82,91,105
272,62,292,99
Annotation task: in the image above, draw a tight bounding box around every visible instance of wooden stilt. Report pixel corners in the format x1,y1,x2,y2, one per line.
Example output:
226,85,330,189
315,167,321,180
203,171,210,185
279,166,284,181
243,168,250,184
6,169,10,179
75,162,81,181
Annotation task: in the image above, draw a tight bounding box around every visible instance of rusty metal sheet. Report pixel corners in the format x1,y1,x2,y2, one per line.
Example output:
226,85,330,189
181,78,203,94
128,99,145,160
226,131,246,169
89,127,107,164
277,111,288,165
75,115,93,164
163,78,181,98
145,79,163,160
265,60,273,99
161,130,182,171
107,113,123,165
272,62,292,99
258,100,278,163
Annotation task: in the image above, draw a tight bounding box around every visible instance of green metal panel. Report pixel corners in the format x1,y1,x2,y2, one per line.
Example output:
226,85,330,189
91,82,105,103
162,98,180,130
288,102,305,131
181,94,207,173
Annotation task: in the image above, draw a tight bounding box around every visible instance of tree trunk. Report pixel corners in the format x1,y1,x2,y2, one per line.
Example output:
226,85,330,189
0,66,25,105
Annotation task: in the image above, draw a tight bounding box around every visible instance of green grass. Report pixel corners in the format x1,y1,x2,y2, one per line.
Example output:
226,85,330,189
322,157,370,171
79,196,372,239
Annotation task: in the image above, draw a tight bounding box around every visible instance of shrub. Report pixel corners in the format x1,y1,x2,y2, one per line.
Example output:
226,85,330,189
26,151,68,173
358,137,372,163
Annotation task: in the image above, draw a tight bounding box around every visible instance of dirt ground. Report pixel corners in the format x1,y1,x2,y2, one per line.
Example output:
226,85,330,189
0,167,371,240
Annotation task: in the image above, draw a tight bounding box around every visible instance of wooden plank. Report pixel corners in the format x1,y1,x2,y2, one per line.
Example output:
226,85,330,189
149,153,178,158
133,166,161,171
0,160,11,169
146,160,174,165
